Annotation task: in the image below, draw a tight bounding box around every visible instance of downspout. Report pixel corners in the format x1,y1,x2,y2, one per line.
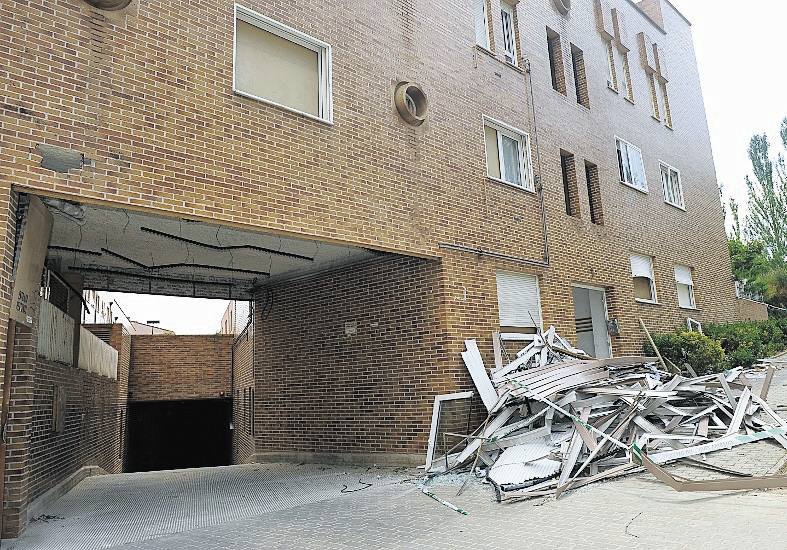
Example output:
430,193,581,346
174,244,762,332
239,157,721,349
0,318,17,539
439,57,551,268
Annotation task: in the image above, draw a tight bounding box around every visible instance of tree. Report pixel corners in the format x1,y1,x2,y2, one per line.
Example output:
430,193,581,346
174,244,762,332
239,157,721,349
745,122,787,265
728,238,768,297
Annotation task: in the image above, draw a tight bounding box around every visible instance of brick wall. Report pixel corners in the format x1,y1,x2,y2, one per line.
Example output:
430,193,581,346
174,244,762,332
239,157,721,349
129,335,232,402
26,323,129,513
232,325,255,464
253,256,448,460
737,299,769,322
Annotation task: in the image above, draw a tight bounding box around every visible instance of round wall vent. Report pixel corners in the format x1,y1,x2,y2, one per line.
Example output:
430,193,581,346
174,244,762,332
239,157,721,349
553,0,571,15
83,0,132,11
394,82,428,126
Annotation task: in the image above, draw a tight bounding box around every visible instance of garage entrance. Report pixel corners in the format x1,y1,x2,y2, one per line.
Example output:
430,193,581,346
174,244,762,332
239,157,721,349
126,398,232,472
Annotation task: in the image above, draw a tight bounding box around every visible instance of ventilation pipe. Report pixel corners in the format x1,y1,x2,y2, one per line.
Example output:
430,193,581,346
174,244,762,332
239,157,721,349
83,0,132,10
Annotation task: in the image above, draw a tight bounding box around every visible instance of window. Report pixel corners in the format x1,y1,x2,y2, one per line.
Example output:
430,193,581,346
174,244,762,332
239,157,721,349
620,51,633,101
584,161,603,225
484,118,534,191
660,163,684,209
605,41,618,91
561,151,580,217
570,44,590,109
616,138,647,191
630,254,657,303
474,0,491,50
496,271,543,330
234,5,333,122
660,80,672,128
647,73,660,120
500,1,517,65
547,28,566,94
675,265,696,309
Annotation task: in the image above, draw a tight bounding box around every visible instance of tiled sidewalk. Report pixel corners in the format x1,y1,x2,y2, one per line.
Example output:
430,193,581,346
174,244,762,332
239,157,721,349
11,368,787,550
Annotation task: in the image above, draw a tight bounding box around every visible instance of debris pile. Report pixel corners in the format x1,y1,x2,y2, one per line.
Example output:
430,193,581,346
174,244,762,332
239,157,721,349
425,324,787,503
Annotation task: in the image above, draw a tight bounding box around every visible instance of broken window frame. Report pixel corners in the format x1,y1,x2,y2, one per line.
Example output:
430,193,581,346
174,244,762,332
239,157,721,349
500,1,518,65
675,264,696,310
616,137,648,192
233,4,333,124
660,162,684,210
630,253,658,304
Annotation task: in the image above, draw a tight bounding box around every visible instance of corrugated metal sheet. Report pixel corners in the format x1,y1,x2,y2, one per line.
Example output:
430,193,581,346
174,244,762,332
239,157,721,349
79,327,118,380
37,299,74,365
488,440,561,486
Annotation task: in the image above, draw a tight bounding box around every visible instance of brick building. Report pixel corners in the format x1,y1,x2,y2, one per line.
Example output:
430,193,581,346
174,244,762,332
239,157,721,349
0,0,763,538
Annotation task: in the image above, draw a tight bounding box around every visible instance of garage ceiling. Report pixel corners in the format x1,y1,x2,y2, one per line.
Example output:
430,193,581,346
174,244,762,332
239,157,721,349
45,201,383,300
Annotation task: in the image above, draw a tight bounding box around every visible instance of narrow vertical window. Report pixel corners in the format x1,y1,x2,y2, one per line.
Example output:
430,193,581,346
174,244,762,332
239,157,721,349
660,81,672,128
561,151,580,218
570,44,590,109
648,73,660,120
500,1,517,65
620,51,634,101
606,41,618,91
547,28,566,95
474,0,490,49
584,161,603,225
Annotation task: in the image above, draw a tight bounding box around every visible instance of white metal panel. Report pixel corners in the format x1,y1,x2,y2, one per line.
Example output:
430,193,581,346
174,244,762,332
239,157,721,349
79,327,118,380
674,265,693,285
496,271,543,328
37,300,75,365
630,254,653,278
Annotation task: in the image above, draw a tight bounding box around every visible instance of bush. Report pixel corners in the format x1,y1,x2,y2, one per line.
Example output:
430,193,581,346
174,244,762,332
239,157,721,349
704,319,787,369
643,330,727,375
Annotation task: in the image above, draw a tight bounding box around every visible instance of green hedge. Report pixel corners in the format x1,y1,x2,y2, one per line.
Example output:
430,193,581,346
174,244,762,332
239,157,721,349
705,319,787,369
644,331,727,375
645,319,787,373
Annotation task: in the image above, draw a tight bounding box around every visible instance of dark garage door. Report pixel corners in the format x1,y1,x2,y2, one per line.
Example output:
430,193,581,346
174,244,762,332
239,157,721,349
127,398,232,472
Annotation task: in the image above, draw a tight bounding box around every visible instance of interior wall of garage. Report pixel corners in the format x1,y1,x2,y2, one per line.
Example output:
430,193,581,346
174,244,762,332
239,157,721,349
232,324,255,464
251,256,451,463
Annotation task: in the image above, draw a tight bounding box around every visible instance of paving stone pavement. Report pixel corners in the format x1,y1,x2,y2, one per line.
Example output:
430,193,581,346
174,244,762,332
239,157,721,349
10,367,787,550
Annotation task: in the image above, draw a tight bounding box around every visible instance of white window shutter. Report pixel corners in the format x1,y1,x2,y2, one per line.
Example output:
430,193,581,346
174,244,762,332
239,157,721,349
630,254,653,278
496,271,542,328
674,265,693,285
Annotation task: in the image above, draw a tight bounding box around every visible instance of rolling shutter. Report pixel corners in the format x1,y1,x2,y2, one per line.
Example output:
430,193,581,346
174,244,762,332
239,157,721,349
674,265,693,285
496,271,543,328
630,254,653,279
474,0,490,48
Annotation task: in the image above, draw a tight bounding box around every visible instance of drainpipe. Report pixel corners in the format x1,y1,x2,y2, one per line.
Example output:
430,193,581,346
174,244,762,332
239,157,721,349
83,0,132,10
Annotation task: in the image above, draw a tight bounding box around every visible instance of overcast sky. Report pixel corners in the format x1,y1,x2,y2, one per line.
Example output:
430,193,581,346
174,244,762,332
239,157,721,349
102,1,785,334
671,0,786,221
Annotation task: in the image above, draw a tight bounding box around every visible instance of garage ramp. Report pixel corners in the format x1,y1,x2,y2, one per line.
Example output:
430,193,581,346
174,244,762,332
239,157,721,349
9,464,410,550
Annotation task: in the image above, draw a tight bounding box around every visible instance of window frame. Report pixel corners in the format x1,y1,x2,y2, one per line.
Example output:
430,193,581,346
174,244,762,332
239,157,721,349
233,4,334,124
500,1,518,66
659,162,685,210
483,117,535,192
675,265,696,310
615,136,648,193
631,253,658,305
